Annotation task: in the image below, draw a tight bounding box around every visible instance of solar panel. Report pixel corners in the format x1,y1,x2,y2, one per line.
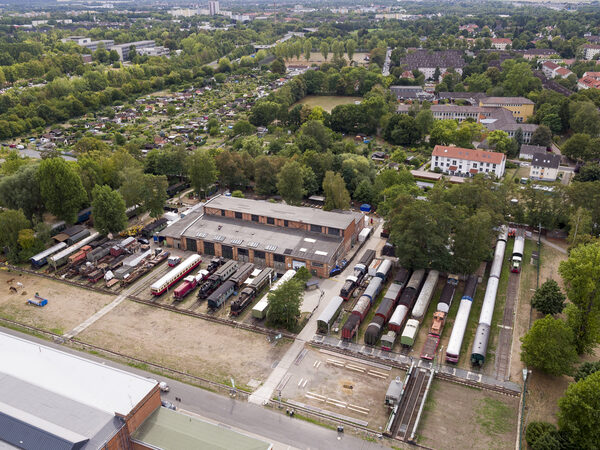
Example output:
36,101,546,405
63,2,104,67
283,248,293,255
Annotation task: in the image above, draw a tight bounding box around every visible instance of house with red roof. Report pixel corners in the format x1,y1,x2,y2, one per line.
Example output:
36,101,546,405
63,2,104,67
430,145,506,178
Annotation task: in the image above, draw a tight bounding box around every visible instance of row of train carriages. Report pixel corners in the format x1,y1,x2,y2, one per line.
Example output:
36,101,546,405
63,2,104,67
318,226,511,367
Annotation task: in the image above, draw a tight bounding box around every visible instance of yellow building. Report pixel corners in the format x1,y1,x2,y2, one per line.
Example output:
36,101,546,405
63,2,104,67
479,97,535,123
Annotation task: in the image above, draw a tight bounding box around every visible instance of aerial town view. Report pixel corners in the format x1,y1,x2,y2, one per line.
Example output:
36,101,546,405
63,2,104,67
0,0,600,448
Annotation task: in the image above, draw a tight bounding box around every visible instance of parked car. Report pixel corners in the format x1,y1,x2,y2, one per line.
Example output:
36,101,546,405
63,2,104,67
159,381,170,392
161,400,176,410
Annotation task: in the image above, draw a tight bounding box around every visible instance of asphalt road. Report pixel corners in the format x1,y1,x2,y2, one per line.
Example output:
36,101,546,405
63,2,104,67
1,328,389,450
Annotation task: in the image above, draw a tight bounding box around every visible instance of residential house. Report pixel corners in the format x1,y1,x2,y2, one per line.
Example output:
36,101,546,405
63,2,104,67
491,38,512,50
519,144,547,160
542,61,574,79
397,50,466,80
430,145,506,178
578,72,600,90
530,153,561,181
583,44,600,60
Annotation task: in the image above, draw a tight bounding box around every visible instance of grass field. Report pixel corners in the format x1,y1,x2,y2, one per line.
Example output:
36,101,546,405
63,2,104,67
294,96,363,113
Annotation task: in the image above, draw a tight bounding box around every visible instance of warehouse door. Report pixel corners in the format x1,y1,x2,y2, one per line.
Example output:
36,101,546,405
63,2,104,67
204,242,215,256
221,245,233,260
238,248,249,262
292,260,306,269
186,238,197,252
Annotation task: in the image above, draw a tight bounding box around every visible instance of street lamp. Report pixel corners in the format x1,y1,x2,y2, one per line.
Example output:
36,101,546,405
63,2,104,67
519,368,530,450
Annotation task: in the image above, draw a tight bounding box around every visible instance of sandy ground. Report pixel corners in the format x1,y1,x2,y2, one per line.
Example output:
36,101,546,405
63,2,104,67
281,347,400,429
0,269,113,335
418,380,519,449
285,52,370,67
77,299,291,390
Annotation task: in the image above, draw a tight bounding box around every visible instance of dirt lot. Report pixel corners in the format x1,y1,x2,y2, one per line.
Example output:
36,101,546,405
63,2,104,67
281,347,401,429
77,299,291,390
285,52,370,67
418,380,519,449
0,269,112,335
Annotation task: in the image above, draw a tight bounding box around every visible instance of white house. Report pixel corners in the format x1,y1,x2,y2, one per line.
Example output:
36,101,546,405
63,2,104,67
431,145,506,178
530,153,561,181
583,44,600,60
491,38,512,50
541,61,574,79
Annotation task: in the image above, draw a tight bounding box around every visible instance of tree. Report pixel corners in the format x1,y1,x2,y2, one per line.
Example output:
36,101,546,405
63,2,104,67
142,174,168,218
531,279,566,316
266,279,303,331
73,136,110,154
346,39,356,62
119,167,145,207
487,130,513,153
562,133,591,161
0,164,44,220
451,210,494,274
232,120,255,136
526,422,559,449
270,58,286,75
187,149,217,198
384,114,421,145
570,102,600,137
353,179,374,205
574,361,600,382
558,371,600,449
303,40,312,61
574,164,600,182
319,41,330,61
530,125,553,148
91,185,127,235
0,209,30,261
415,109,434,136
250,101,280,127
37,158,87,223
254,156,281,196
520,315,578,376
322,171,351,210
559,243,600,354
277,160,305,205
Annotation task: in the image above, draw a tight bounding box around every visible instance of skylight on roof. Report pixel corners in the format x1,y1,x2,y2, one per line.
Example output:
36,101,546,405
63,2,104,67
315,251,328,256
304,238,316,243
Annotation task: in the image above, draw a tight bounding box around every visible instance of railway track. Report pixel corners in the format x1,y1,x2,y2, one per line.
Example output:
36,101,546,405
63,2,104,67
392,367,431,442
311,341,520,397
494,271,520,381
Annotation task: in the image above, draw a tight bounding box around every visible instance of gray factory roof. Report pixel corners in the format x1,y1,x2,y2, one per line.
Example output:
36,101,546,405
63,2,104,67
166,213,344,264
206,196,362,230
0,373,124,450
0,332,157,450
480,96,534,105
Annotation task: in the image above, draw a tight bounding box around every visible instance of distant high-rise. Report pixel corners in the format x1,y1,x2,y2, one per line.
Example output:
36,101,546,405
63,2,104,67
209,1,220,15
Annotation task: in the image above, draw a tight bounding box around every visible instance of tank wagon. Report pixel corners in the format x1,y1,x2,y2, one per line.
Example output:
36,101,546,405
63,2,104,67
198,260,238,299
511,235,525,273
316,296,344,334
230,268,273,316
471,227,508,367
207,280,236,310
388,269,424,333
446,275,478,363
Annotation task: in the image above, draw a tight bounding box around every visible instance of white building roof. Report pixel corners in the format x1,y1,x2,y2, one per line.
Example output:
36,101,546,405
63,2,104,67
0,331,157,416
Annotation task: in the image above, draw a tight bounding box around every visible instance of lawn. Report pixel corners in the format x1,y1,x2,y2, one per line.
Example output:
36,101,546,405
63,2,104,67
294,95,363,113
